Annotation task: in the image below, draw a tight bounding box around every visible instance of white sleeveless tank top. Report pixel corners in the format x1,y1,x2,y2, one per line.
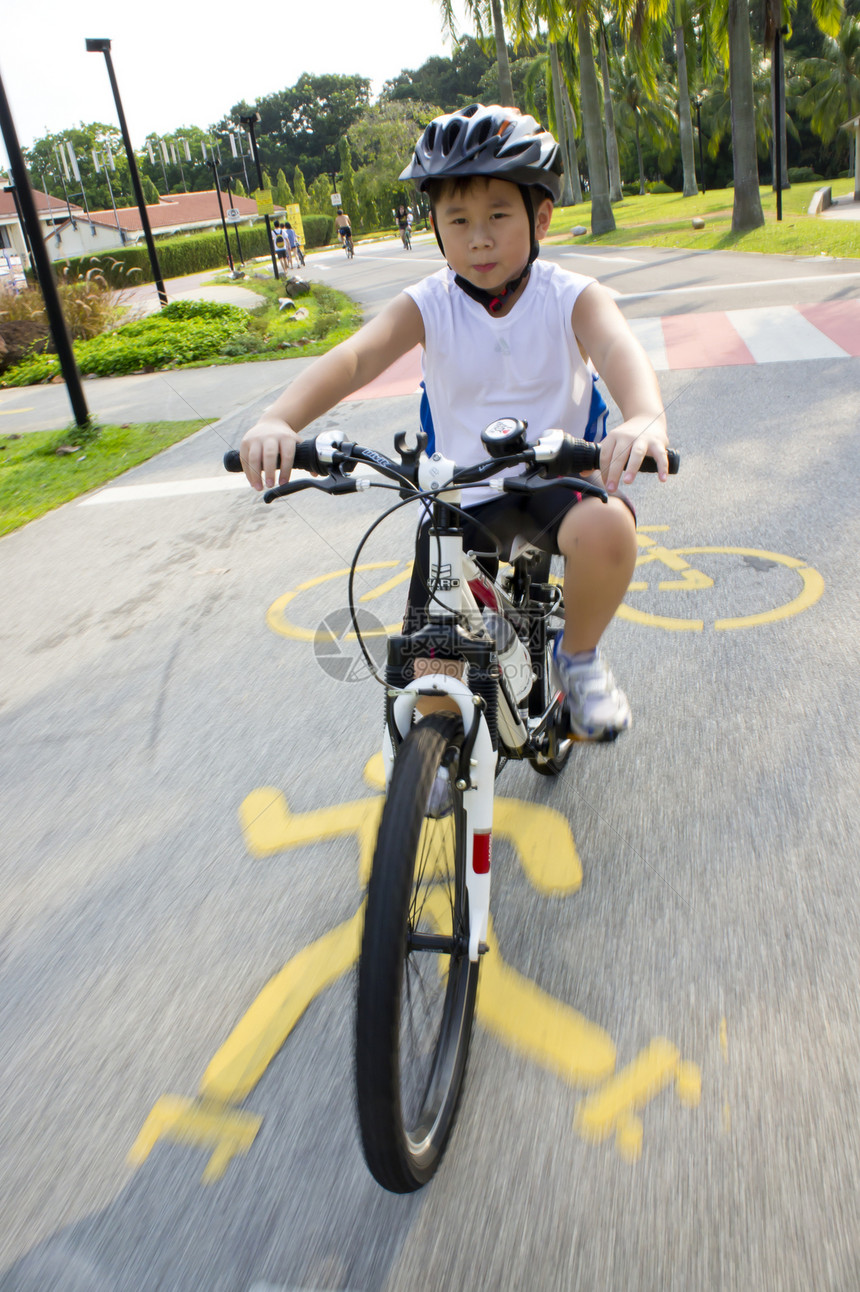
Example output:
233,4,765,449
404,258,596,505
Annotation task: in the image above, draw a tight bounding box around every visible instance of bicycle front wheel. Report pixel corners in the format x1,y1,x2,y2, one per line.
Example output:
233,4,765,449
356,713,478,1192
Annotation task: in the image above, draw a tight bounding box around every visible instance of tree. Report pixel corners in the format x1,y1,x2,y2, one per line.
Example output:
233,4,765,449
348,100,443,217
727,0,766,229
382,36,494,105
223,74,371,187
338,137,360,227
576,5,615,232
438,0,515,104
798,14,860,170
293,167,310,213
596,19,623,201
613,53,678,193
765,0,844,190
23,124,133,213
274,168,294,208
142,175,160,205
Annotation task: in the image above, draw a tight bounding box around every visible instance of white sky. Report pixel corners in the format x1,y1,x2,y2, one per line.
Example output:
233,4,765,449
0,0,473,160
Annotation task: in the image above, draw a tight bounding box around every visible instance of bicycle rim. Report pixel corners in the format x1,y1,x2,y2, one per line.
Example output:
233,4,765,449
356,714,478,1192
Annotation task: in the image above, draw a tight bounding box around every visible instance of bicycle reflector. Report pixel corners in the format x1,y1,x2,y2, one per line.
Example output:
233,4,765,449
472,831,492,874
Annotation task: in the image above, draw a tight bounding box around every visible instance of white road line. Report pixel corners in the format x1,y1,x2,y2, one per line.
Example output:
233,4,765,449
561,252,646,264
725,305,849,363
619,272,860,300
80,465,376,505
80,475,252,503
627,317,669,371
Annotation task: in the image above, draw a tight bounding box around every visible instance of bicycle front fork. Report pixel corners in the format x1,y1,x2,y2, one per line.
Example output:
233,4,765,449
382,672,497,963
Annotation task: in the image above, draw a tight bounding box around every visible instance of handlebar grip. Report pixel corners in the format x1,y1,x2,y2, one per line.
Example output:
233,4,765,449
222,436,321,475
551,438,679,476
642,448,681,474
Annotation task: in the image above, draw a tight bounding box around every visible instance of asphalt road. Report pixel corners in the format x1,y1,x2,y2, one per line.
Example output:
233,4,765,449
1,236,859,1291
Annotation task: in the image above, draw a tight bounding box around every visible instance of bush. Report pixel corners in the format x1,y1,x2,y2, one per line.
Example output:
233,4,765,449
0,317,51,374
788,167,824,184
647,181,674,194
302,214,334,247
2,299,250,384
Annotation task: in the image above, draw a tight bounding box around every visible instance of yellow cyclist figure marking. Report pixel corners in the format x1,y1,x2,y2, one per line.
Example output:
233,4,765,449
130,756,700,1181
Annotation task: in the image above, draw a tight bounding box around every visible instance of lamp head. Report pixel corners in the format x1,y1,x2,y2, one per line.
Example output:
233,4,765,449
85,38,111,52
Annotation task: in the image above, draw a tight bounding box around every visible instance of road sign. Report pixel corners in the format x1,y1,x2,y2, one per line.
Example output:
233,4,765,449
226,209,241,223
330,193,342,205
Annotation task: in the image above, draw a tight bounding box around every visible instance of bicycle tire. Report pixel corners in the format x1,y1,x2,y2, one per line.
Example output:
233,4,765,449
356,713,479,1192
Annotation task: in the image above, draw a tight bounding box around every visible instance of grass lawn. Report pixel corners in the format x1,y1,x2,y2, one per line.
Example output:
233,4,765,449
0,420,207,536
548,179,860,260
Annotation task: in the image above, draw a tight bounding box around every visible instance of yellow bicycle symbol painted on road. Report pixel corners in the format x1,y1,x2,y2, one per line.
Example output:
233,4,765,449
265,529,824,643
619,527,825,631
130,758,701,1183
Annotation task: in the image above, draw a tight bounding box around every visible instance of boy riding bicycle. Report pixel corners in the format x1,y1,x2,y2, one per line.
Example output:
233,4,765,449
334,208,352,252
240,105,670,740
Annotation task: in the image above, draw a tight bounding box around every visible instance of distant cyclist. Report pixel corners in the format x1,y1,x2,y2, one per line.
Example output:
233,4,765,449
334,208,353,254
396,204,411,249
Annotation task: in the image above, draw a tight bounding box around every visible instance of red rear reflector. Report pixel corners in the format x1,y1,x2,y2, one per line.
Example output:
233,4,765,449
472,832,491,874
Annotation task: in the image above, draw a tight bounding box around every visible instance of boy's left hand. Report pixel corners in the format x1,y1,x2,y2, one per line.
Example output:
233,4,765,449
599,415,669,493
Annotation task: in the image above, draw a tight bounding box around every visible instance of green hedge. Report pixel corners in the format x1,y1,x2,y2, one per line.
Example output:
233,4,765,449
55,223,276,287
303,214,334,247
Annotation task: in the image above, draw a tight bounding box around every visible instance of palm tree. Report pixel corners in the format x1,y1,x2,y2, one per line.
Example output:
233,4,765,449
596,17,624,200
440,0,516,105
576,2,616,231
672,0,701,195
613,52,677,193
798,16,860,173
765,0,844,190
726,0,765,229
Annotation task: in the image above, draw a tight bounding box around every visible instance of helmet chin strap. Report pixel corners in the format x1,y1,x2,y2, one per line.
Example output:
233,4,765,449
435,184,539,315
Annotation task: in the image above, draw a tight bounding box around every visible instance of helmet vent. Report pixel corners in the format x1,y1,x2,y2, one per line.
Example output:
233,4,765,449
442,119,463,154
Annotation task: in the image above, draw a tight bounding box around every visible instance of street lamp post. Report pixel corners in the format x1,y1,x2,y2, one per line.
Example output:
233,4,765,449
206,158,235,274
224,177,245,265
85,38,168,306
0,66,90,426
773,20,788,221
239,111,280,281
693,96,706,196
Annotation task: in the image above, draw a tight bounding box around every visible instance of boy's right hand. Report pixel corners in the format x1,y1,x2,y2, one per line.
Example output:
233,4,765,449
240,417,300,491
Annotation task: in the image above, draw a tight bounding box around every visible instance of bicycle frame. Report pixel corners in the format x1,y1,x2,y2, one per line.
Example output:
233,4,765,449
380,468,531,963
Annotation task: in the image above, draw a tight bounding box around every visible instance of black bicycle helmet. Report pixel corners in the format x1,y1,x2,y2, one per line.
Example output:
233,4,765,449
400,105,563,314
399,104,563,203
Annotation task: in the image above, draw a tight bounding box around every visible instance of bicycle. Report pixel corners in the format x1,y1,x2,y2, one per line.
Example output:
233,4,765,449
292,242,305,268
340,229,354,259
400,224,412,250
224,422,678,1193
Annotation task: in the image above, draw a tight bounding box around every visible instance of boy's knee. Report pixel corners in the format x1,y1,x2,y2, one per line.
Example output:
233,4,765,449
558,497,636,566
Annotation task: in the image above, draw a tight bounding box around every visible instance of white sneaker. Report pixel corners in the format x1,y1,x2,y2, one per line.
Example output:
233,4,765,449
552,635,631,741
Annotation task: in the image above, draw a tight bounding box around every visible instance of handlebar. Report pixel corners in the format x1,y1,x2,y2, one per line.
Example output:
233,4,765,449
223,427,679,504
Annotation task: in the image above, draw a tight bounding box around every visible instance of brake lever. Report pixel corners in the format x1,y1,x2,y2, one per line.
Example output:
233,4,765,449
263,472,361,503
503,474,609,504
